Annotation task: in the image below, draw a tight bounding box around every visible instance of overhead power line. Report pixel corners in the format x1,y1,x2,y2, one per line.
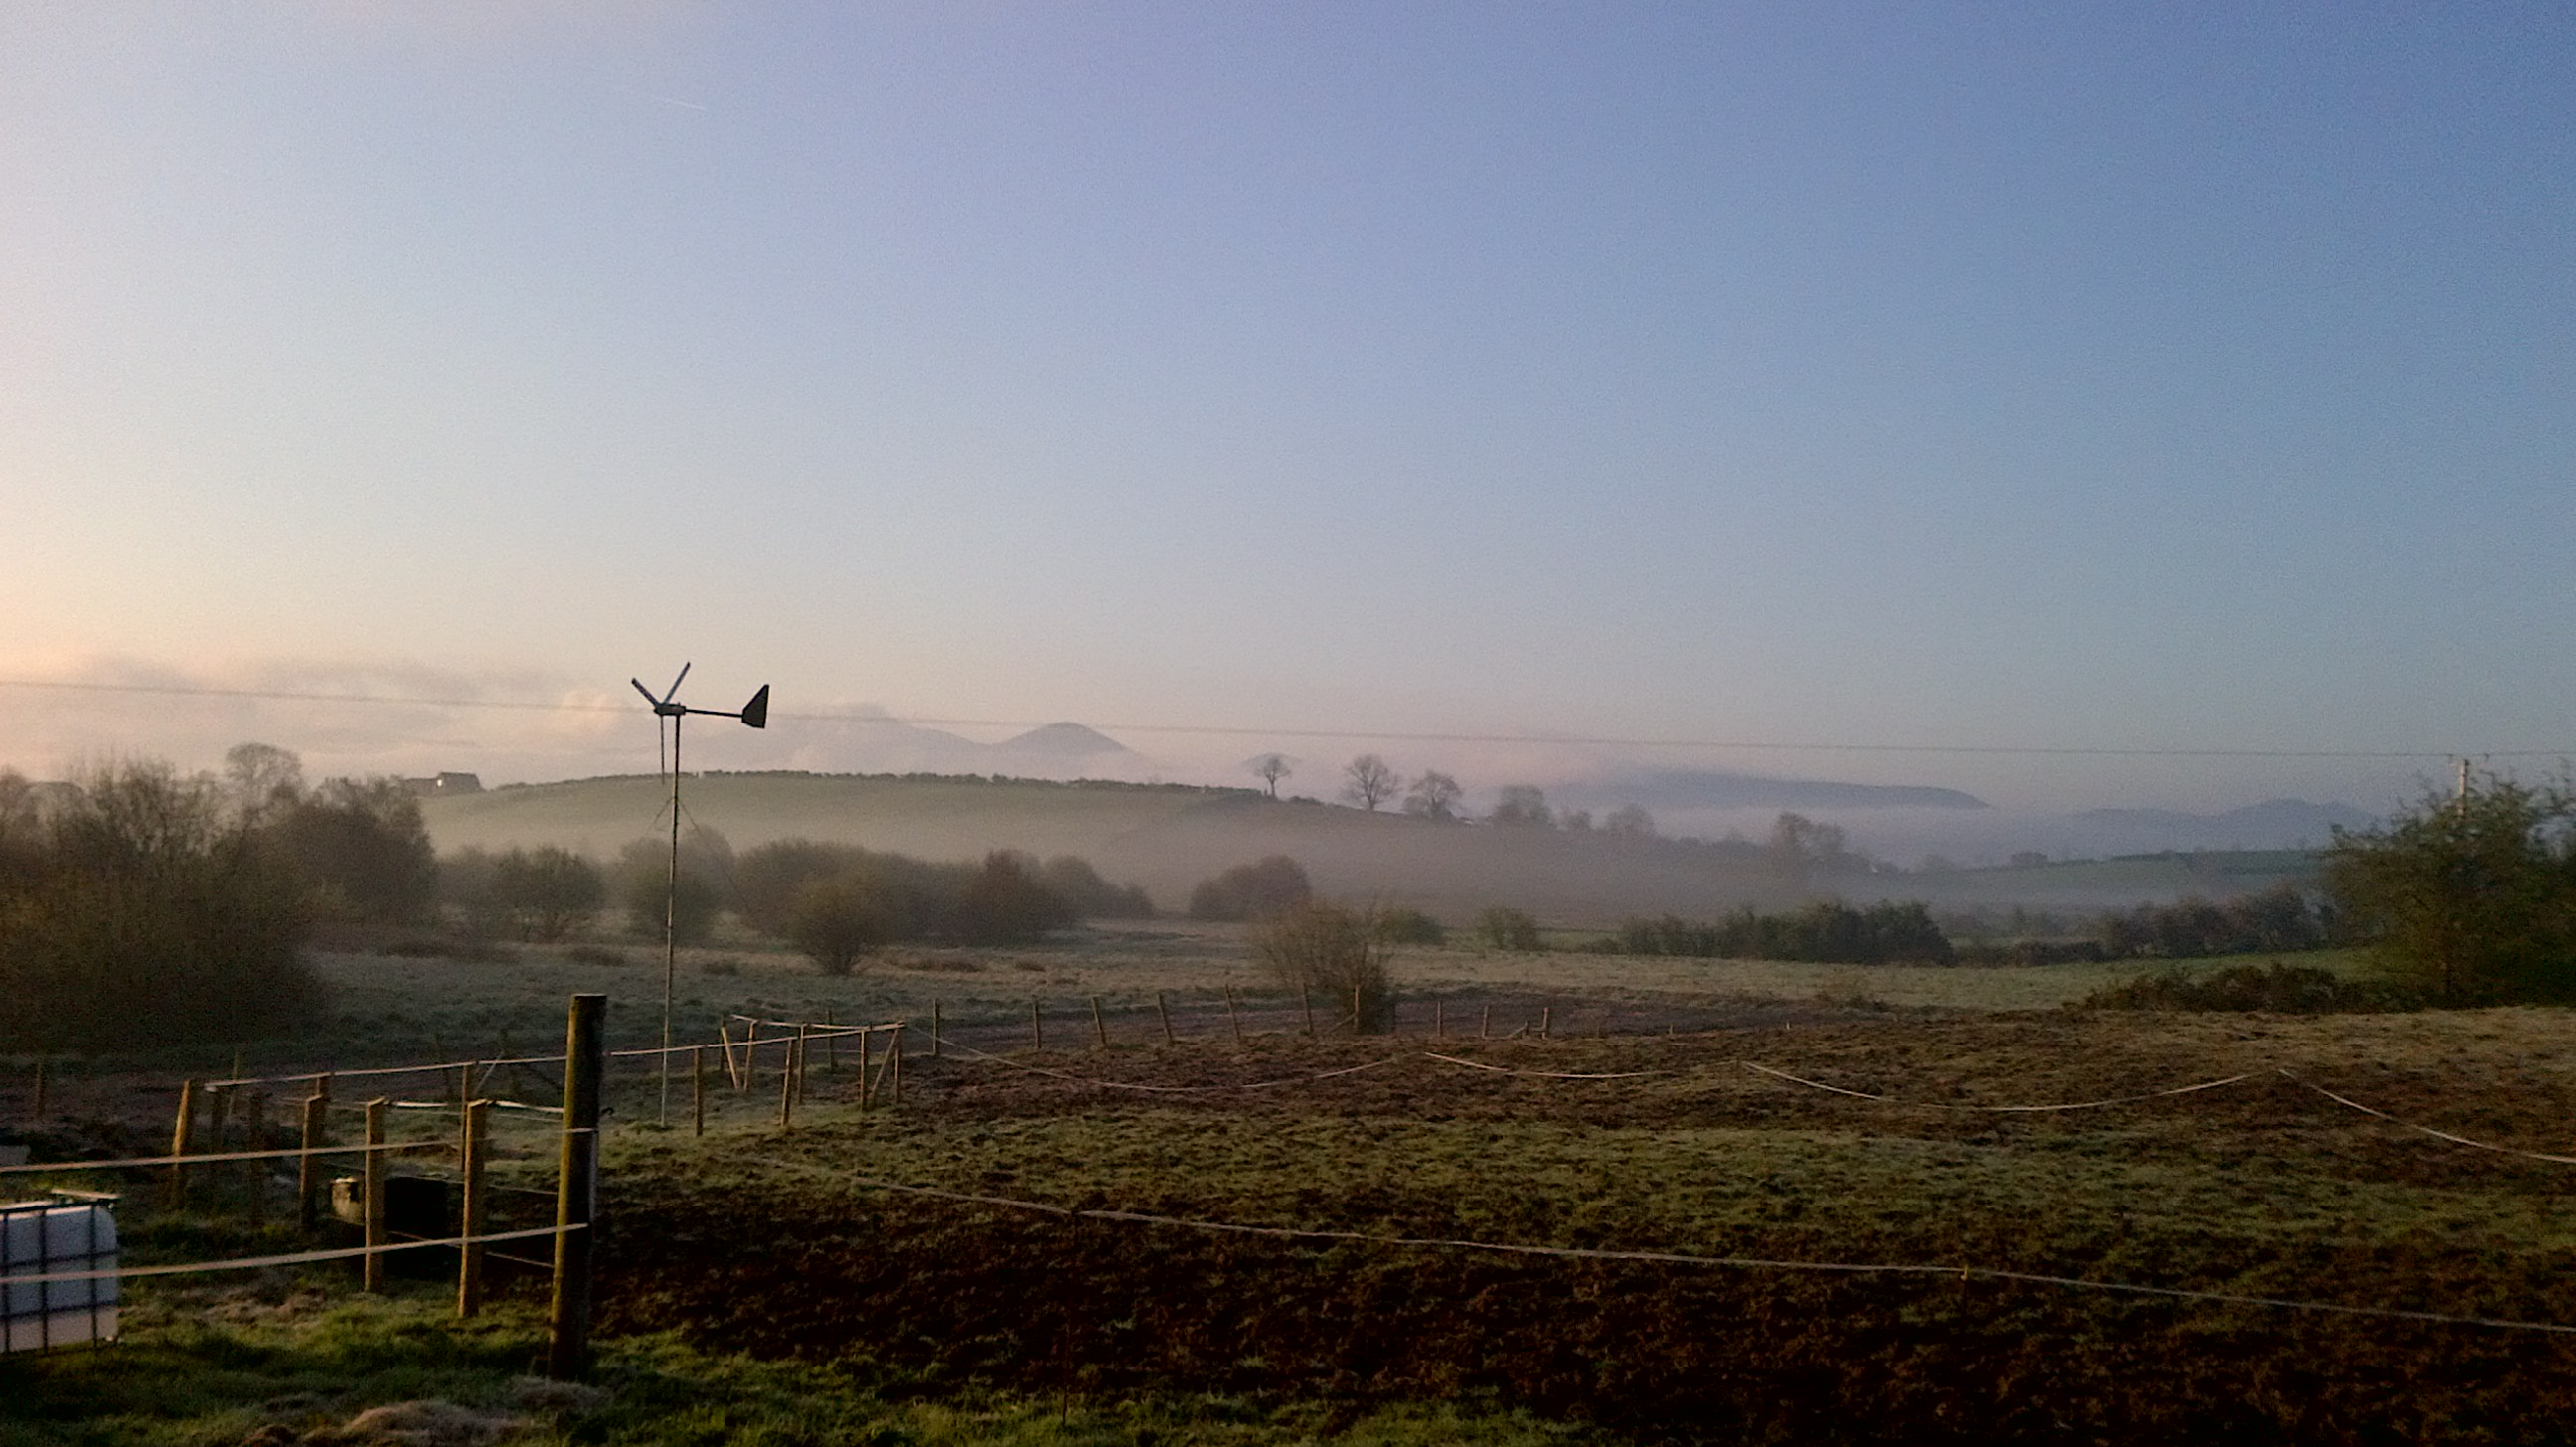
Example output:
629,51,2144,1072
0,675,2562,761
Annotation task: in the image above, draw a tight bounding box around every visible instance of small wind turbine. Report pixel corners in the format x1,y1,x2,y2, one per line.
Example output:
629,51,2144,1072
631,664,770,1125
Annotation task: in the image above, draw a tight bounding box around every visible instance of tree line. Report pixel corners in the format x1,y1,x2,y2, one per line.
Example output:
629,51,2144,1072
0,744,1167,1046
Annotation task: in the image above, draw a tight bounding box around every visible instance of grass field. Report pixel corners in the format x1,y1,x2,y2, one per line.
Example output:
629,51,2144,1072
10,927,2563,1444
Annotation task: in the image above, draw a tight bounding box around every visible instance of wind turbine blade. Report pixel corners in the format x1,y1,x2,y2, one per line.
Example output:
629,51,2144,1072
665,663,692,702
631,678,661,707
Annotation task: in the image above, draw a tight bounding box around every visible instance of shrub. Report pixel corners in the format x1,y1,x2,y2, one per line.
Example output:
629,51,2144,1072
2078,961,2408,1014
0,760,320,1051
956,851,1076,944
1039,855,1157,918
1373,906,1446,946
1599,901,1954,965
486,846,605,942
615,832,729,946
1477,906,1544,952
2093,882,2330,960
263,777,438,925
734,838,873,936
2324,773,2576,1004
786,873,891,975
1187,856,1313,921
1252,901,1395,1033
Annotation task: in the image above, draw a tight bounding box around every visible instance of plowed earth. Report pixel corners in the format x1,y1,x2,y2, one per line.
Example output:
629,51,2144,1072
595,1008,2576,1445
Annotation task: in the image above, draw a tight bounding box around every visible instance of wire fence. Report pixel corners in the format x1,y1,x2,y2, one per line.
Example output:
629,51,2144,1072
12,1002,2576,1359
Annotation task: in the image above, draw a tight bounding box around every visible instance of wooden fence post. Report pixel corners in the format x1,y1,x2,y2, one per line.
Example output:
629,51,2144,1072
29,1056,46,1121
457,1098,489,1319
1434,1001,1444,1040
930,999,943,1058
548,992,605,1380
824,1007,840,1074
778,1034,798,1130
1031,999,1044,1053
891,1024,905,1105
1540,1005,1552,1039
1480,1005,1492,1039
793,1024,812,1112
1226,987,1243,1045
1301,987,1316,1039
1157,993,1175,1046
1090,996,1108,1051
362,1098,388,1294
297,1093,327,1231
741,1022,759,1095
166,1079,198,1210
244,1090,269,1225
209,1084,235,1203
855,1026,872,1111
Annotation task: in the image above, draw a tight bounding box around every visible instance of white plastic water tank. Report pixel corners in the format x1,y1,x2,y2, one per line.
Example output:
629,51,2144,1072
0,1198,119,1353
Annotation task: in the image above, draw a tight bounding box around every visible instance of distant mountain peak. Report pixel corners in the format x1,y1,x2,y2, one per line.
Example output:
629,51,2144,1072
997,722,1139,758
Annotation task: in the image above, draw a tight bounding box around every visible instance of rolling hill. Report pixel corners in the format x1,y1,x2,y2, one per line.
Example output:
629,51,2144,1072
420,771,2317,924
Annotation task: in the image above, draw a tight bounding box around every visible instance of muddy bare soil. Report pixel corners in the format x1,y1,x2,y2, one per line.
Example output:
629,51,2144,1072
594,1011,2576,1445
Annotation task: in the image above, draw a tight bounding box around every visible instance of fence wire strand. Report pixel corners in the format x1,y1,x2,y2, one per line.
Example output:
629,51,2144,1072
752,1158,2576,1338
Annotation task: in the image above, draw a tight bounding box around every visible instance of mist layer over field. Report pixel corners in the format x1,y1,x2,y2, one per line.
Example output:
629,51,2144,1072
422,773,2316,921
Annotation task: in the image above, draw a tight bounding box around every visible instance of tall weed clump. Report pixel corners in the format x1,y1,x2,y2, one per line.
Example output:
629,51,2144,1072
0,761,320,1050
1252,901,1395,1033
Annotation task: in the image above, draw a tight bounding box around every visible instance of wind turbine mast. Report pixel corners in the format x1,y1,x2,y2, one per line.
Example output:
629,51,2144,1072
630,664,771,1126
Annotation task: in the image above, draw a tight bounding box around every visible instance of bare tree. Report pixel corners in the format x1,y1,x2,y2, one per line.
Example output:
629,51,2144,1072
1402,770,1463,821
1767,812,1850,886
1342,753,1399,811
1247,753,1294,799
1490,784,1554,828
1603,803,1656,839
223,741,304,823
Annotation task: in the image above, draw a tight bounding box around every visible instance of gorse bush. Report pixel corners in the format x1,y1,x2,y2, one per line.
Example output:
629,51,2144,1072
1599,901,1954,964
0,761,321,1050
2079,961,2406,1014
1251,901,1395,1033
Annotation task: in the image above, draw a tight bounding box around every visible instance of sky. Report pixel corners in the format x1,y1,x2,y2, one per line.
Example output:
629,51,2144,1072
2,2,2570,815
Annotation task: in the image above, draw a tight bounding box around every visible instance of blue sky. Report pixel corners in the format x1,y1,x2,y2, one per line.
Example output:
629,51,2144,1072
2,3,2569,811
